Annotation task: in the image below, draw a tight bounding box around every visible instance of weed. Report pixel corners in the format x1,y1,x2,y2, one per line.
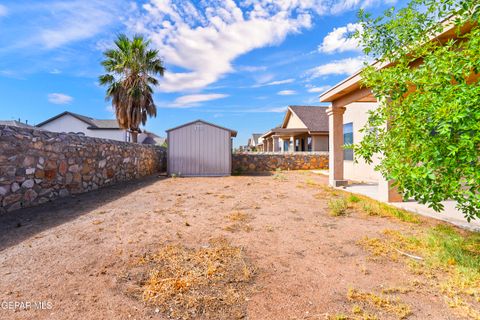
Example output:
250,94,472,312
348,194,361,203
225,211,253,233
328,198,348,216
228,211,251,222
347,288,412,319
273,168,286,181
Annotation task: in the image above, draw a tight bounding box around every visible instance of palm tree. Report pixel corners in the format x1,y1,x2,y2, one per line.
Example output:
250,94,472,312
99,34,165,143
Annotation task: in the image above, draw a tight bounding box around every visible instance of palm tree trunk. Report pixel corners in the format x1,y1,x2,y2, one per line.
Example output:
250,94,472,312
131,130,138,143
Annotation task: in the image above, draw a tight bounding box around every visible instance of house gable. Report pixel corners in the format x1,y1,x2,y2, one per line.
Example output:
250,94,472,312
37,113,90,134
282,109,308,129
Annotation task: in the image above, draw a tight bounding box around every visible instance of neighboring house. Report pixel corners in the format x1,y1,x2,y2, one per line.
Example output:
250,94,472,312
246,133,263,151
261,106,329,152
319,19,474,203
0,120,35,129
138,130,166,146
36,111,129,142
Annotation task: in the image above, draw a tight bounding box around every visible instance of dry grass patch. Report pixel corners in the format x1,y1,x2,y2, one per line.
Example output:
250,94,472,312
307,179,420,224
224,211,254,233
347,288,412,319
136,237,255,320
358,225,480,319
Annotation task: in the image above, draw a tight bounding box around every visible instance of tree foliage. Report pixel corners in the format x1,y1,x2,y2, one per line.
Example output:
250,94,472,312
99,34,165,142
354,0,480,220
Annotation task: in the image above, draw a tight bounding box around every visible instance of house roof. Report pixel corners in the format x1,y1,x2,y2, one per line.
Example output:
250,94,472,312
284,106,329,132
36,111,122,130
251,133,262,145
140,130,166,145
0,120,35,129
166,119,237,137
319,18,475,103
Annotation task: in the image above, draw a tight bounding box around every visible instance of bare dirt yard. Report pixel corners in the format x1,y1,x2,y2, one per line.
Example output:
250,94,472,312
0,171,479,320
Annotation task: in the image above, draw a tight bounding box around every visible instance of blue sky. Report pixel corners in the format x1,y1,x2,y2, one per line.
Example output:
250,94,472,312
0,0,404,146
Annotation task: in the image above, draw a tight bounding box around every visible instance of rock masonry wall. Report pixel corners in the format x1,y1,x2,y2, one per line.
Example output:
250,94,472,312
0,125,166,213
232,152,329,173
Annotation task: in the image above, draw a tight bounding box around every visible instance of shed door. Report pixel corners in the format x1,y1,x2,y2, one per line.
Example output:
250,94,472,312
168,123,231,176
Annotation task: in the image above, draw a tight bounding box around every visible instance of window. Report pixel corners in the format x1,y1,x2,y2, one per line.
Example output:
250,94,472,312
307,137,312,151
343,122,354,161
283,140,289,152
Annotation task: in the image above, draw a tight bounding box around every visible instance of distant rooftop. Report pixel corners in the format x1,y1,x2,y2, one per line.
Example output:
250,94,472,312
0,120,35,129
36,111,121,130
288,105,329,132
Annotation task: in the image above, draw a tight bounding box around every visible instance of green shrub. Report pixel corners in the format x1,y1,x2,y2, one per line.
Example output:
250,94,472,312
328,198,348,216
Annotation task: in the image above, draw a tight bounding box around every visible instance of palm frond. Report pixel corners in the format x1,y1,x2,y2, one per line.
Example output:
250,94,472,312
99,34,164,134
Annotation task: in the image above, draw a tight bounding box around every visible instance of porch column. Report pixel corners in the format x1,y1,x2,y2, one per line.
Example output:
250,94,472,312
272,136,281,152
378,179,403,202
326,106,348,187
289,136,295,152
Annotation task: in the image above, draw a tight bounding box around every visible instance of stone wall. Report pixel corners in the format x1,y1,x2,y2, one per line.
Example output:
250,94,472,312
0,125,166,213
232,152,329,173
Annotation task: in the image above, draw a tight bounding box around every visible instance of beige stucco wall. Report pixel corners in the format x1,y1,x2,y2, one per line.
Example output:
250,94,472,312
285,112,307,129
343,102,382,182
312,135,328,151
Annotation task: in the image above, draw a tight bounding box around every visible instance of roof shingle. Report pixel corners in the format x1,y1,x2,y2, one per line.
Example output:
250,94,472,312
288,105,329,132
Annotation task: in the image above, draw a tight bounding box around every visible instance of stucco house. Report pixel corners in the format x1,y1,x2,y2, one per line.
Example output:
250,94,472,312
261,106,329,152
319,19,476,203
37,111,132,142
246,133,263,151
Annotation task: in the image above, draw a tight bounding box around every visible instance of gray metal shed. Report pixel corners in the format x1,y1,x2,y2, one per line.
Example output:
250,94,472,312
167,120,237,177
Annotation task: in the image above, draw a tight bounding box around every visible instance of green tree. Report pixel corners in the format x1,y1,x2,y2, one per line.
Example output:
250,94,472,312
354,0,480,220
99,34,165,143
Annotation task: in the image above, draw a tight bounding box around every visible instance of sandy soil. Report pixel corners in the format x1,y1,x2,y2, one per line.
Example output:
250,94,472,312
0,171,464,320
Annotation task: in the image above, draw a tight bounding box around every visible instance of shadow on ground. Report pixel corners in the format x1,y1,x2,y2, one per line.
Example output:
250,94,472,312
0,175,166,252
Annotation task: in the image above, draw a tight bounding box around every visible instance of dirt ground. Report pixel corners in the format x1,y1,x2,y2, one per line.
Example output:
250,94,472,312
0,171,469,319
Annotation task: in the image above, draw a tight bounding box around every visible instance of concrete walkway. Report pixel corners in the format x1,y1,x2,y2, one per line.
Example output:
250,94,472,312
342,183,480,232
310,170,480,232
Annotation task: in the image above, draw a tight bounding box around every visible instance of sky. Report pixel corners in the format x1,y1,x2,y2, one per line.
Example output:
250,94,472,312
0,0,405,146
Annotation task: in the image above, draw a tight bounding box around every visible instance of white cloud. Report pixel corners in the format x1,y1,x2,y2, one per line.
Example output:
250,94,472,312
0,4,8,17
268,106,289,112
4,1,131,51
129,1,313,93
237,65,267,72
127,0,392,93
278,90,297,95
253,78,296,88
48,93,73,105
171,93,229,107
267,79,295,86
39,2,120,49
306,85,331,93
306,57,365,79
318,23,362,54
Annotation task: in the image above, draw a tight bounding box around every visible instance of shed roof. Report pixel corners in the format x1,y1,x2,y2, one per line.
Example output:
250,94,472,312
166,119,237,137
